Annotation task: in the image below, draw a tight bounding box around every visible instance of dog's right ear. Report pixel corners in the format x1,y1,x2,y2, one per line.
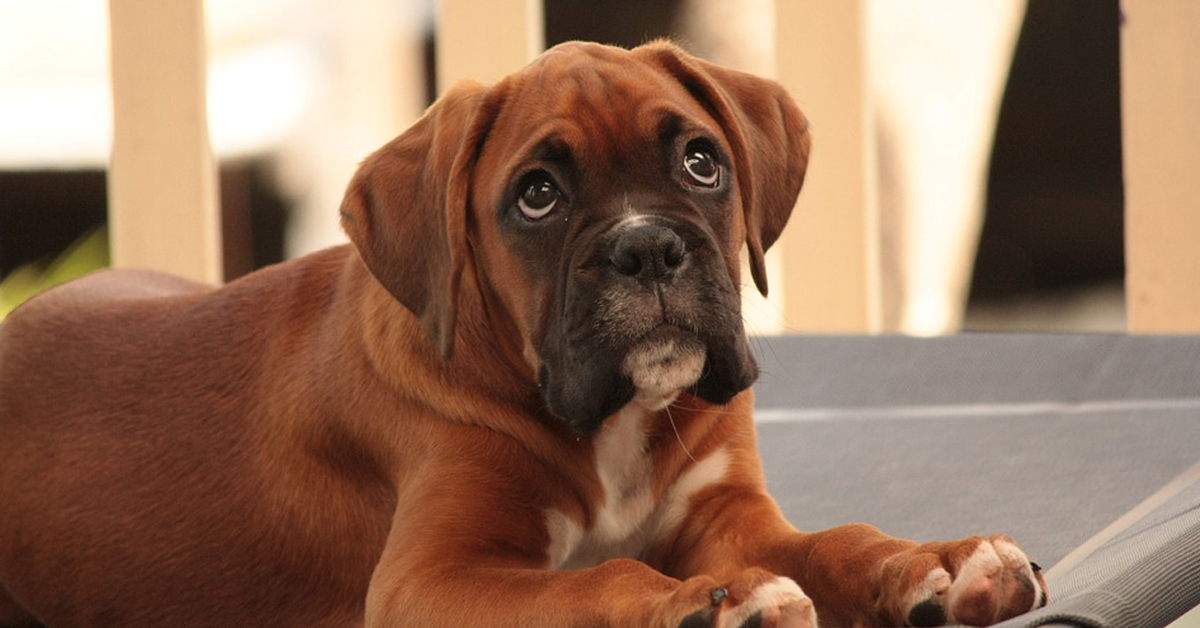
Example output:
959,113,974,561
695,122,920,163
635,42,810,298
340,81,505,360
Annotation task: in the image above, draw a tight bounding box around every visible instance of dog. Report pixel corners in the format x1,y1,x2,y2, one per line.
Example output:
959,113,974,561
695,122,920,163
0,41,1046,628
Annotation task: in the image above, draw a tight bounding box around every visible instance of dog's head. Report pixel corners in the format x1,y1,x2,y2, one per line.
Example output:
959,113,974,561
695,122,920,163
341,41,810,433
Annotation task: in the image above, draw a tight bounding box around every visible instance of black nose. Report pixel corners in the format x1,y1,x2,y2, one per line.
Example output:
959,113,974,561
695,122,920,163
610,224,687,280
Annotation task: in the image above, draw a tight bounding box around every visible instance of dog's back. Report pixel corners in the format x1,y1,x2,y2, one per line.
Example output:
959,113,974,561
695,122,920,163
0,247,389,628
1,266,243,443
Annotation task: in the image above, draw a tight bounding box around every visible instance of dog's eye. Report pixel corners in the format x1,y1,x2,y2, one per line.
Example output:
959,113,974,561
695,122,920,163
517,177,560,220
683,145,720,188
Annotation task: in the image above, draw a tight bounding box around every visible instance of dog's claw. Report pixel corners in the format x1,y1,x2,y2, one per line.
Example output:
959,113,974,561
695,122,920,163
908,598,947,627
679,607,717,628
672,574,815,628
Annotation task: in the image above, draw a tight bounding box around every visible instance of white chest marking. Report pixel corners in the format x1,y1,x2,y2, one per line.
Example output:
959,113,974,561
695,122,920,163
544,403,730,570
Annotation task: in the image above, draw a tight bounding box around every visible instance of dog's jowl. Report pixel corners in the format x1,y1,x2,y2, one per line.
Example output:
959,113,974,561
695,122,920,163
0,41,1045,628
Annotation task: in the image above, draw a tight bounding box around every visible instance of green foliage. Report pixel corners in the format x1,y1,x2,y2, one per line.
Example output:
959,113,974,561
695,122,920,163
0,227,110,320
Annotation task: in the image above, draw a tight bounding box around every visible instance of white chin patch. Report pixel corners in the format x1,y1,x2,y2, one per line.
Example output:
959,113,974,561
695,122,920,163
622,335,707,410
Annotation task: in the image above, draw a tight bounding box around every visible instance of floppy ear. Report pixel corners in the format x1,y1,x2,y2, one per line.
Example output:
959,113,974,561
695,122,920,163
635,42,811,296
339,81,504,359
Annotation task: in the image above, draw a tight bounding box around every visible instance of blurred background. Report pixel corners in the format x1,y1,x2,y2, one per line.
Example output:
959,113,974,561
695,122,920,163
0,0,1128,333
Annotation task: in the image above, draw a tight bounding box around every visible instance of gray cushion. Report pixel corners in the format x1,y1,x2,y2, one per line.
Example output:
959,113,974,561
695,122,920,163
751,334,1200,627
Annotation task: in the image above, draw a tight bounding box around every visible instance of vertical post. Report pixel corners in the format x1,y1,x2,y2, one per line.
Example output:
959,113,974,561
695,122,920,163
1122,0,1200,333
436,0,544,93
286,0,428,256
773,0,881,332
108,0,222,284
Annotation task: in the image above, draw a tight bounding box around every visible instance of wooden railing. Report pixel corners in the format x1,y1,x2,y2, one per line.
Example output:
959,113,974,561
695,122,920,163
108,0,222,283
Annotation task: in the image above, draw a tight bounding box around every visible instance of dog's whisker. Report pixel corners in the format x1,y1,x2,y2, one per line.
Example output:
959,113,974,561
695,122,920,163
665,404,698,463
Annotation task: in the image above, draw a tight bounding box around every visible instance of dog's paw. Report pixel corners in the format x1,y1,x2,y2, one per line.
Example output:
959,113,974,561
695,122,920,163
668,570,816,628
880,535,1047,627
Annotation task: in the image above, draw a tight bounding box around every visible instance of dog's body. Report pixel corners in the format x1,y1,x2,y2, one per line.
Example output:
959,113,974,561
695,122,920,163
0,42,1044,628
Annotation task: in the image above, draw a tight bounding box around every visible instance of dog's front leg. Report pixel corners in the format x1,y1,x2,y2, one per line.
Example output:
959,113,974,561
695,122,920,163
783,525,1046,627
666,485,1047,627
362,473,814,628
366,556,816,628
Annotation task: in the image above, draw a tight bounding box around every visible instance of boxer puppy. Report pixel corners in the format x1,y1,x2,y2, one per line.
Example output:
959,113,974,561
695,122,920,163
0,41,1045,628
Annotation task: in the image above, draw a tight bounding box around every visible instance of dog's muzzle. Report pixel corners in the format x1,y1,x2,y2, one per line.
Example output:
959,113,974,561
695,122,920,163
612,223,708,409
537,216,758,434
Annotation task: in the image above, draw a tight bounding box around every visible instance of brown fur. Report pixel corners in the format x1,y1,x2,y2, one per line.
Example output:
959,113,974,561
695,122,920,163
0,42,1043,628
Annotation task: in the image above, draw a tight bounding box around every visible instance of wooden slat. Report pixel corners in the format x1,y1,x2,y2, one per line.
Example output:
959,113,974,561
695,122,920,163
108,0,222,284
286,0,428,257
1122,0,1200,333
436,0,543,93
773,0,881,332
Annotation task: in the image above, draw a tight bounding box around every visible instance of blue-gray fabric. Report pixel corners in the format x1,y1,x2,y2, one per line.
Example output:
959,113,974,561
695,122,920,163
750,334,1200,628
1002,473,1200,628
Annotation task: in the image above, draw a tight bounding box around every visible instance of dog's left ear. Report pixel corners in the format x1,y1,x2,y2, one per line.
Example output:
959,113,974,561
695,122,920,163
340,81,507,359
636,42,811,296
